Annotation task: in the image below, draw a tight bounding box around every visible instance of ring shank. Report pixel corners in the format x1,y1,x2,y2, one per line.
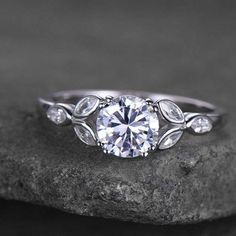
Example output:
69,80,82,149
38,90,226,127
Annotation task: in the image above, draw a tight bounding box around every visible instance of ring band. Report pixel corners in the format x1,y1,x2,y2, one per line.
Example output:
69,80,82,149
38,90,226,158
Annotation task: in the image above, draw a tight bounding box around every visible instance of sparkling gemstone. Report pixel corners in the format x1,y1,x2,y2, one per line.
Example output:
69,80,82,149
96,95,159,158
47,105,67,125
159,100,184,124
159,130,183,150
191,116,212,134
74,96,100,117
74,124,96,146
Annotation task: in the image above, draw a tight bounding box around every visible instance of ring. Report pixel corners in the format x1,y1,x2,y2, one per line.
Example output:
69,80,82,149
38,90,226,158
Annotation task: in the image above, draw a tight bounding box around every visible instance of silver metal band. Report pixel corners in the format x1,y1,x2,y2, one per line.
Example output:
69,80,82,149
39,90,225,125
38,90,226,158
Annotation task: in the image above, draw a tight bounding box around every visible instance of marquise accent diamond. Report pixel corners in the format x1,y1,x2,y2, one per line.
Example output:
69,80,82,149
159,100,185,124
159,130,183,150
74,124,97,146
74,96,100,118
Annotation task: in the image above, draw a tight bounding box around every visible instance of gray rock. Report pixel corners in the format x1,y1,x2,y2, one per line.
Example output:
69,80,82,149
0,0,236,225
0,108,235,225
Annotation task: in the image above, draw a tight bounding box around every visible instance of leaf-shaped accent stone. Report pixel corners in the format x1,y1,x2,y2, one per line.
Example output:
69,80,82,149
74,124,97,146
159,130,183,150
47,105,68,125
190,116,212,134
74,96,100,118
159,100,184,124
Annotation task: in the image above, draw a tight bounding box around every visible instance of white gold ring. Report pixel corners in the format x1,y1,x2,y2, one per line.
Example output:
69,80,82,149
38,90,226,158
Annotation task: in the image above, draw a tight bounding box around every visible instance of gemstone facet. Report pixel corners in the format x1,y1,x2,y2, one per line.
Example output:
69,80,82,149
190,116,212,134
74,124,97,146
74,96,100,118
159,100,184,124
47,105,67,125
96,95,159,158
159,130,183,150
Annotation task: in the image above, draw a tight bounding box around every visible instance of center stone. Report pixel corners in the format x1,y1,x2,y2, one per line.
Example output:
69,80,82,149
96,95,159,158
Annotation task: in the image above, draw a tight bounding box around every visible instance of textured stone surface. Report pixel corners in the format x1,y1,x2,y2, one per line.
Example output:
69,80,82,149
1,200,236,236
0,0,236,225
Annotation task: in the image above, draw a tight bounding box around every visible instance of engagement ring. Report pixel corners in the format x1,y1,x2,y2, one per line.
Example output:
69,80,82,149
38,90,225,158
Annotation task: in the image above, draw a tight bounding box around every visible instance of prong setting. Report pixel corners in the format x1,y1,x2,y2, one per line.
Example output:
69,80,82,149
141,152,149,157
105,96,114,103
145,98,154,105
96,95,159,158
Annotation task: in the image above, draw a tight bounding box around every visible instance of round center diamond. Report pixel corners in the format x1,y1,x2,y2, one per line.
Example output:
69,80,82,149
96,95,159,158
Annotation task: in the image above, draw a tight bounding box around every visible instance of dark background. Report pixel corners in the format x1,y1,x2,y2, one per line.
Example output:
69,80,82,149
0,0,236,235
0,199,236,236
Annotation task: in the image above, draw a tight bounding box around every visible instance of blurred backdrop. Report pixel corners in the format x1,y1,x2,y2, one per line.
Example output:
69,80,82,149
1,0,235,102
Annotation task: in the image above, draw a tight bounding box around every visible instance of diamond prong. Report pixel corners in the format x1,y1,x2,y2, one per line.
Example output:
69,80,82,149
151,145,156,151
105,96,114,103
102,148,109,155
152,105,159,112
99,101,108,108
97,141,102,146
145,98,154,105
141,152,149,157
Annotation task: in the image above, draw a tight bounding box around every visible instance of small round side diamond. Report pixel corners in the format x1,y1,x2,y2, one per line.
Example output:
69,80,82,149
190,116,212,134
47,105,67,125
